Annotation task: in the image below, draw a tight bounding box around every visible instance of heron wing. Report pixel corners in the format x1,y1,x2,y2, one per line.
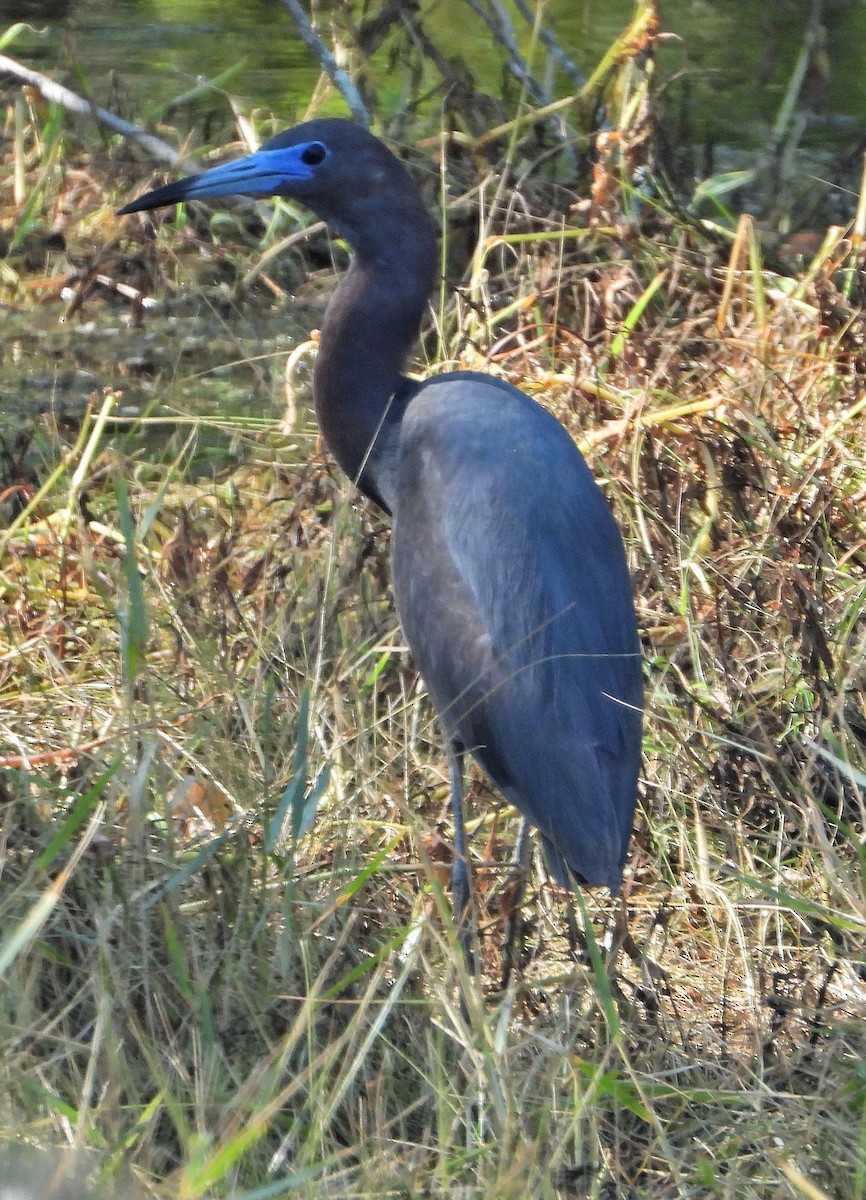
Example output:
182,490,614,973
391,375,642,888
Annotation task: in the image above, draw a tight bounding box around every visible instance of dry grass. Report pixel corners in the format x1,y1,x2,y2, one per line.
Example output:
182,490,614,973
2,33,866,1200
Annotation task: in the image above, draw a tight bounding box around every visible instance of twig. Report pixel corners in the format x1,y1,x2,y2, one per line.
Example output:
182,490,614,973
274,0,370,127
579,393,723,450
0,697,223,770
513,0,585,90
0,53,195,170
463,0,550,108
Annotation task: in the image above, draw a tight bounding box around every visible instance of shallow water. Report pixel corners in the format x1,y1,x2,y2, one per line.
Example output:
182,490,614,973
10,0,865,151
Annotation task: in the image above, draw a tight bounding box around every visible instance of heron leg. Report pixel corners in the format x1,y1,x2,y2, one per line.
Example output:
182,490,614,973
448,746,474,960
500,818,532,990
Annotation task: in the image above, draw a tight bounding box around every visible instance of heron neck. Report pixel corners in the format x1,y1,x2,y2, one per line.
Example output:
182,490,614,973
313,222,437,497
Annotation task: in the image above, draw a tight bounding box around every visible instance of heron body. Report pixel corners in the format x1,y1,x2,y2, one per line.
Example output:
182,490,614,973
119,119,643,904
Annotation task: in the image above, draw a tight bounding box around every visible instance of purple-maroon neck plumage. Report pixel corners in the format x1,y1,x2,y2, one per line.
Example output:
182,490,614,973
241,121,439,498
313,213,437,495
293,125,438,495
117,118,439,504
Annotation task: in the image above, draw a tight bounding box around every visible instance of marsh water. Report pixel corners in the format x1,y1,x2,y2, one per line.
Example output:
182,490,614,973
14,0,866,148
3,0,865,451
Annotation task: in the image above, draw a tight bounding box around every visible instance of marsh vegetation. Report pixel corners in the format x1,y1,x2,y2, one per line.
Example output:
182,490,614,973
1,4,865,1197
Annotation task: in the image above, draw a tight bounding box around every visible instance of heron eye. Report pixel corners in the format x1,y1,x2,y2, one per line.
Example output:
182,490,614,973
300,142,328,167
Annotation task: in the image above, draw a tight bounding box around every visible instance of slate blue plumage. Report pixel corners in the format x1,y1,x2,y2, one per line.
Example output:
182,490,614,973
119,118,643,913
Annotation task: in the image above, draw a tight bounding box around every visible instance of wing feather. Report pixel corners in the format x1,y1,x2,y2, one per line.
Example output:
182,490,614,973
391,377,642,889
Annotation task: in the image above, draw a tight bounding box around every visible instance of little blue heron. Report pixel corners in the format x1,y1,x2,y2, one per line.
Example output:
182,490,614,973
119,119,643,927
